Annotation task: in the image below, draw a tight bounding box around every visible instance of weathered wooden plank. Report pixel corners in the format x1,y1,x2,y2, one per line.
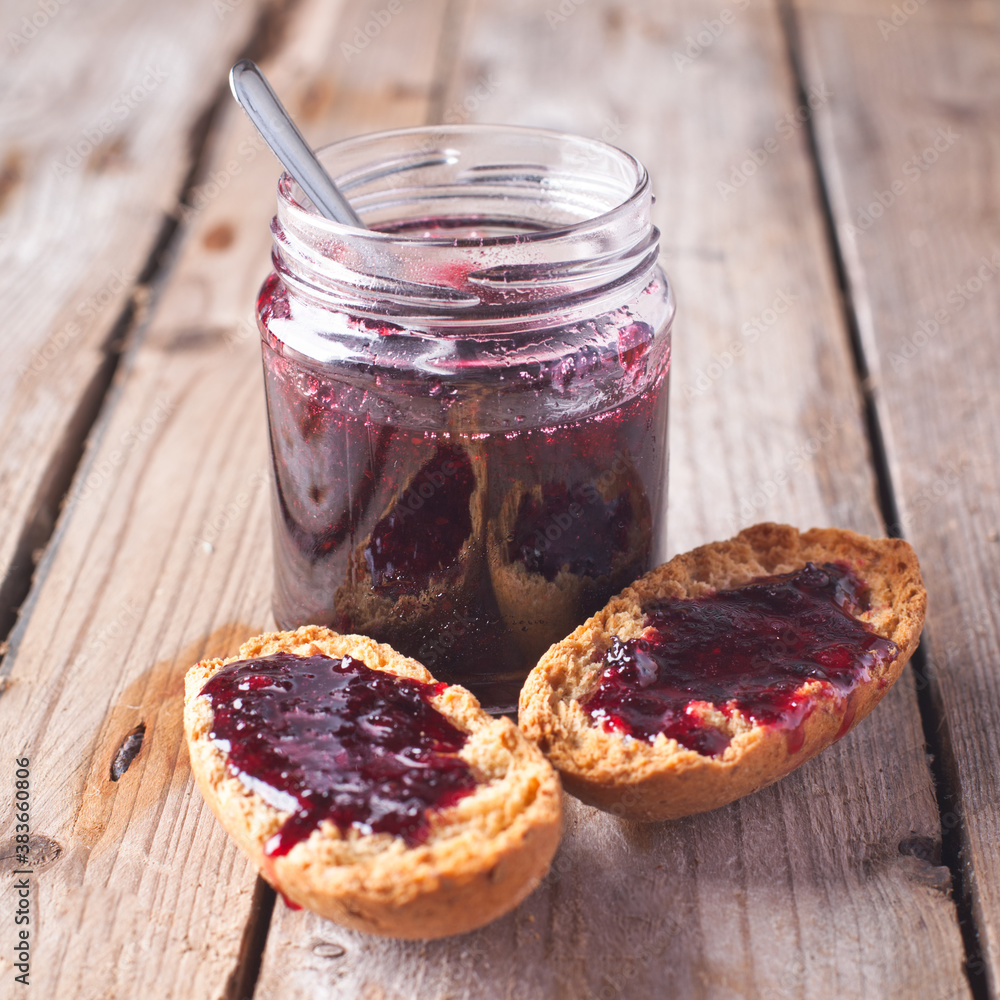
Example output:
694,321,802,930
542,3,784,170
0,0,271,640
0,0,455,996
793,0,1000,992
252,1,971,998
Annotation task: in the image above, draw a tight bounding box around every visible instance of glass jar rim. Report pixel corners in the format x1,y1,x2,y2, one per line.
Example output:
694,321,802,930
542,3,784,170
269,123,664,327
277,123,650,245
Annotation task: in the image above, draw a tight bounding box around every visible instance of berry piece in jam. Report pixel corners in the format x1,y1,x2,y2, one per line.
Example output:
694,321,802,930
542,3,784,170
200,651,477,855
616,321,653,378
509,482,633,582
363,445,476,597
582,562,899,757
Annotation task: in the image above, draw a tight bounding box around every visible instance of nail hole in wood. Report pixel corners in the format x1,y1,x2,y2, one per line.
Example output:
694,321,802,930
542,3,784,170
110,723,146,781
311,941,346,959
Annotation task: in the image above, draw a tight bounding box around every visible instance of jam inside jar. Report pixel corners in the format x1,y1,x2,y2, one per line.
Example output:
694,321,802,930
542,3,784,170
257,125,674,712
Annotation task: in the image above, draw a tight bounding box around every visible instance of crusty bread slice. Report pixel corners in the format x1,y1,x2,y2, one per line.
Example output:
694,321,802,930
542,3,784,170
184,625,562,939
518,523,926,821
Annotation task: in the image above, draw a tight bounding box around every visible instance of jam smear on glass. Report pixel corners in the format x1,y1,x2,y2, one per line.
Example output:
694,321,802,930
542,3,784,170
509,483,634,582
262,320,669,711
201,651,477,856
363,444,475,595
583,562,898,757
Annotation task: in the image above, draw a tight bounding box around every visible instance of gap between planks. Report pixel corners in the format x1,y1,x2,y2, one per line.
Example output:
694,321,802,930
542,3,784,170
0,0,301,671
0,7,298,990
776,2,988,996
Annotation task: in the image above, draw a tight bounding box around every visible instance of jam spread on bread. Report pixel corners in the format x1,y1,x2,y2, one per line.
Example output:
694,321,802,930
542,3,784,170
583,562,899,756
363,444,475,596
201,652,477,854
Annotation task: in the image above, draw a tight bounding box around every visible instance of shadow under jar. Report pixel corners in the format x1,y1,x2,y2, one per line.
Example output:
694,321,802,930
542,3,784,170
258,124,674,713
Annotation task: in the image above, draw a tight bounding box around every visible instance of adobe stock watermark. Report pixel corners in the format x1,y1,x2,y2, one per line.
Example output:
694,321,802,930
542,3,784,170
673,0,750,71
340,0,415,60
212,0,243,19
546,0,589,29
562,113,626,175
53,65,169,176
78,598,143,663
682,288,796,398
515,480,610,567
933,585,1000,669
843,126,959,238
378,75,504,195
729,415,844,529
857,470,968,600
510,113,626,228
381,453,465,527
717,83,831,199
223,315,259,353
71,397,175,503
16,267,138,378
877,0,928,40
180,132,268,222
887,251,1000,372
556,115,628,188
888,461,962,536
8,0,72,52
440,72,501,125
11,756,33,986
192,468,268,552
764,958,806,1000
413,606,481,666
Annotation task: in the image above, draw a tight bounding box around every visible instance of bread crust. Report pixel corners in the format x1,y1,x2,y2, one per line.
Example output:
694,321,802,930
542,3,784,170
518,523,926,821
184,625,562,938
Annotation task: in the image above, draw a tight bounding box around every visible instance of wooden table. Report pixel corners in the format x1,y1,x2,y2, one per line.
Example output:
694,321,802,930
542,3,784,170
1,0,997,996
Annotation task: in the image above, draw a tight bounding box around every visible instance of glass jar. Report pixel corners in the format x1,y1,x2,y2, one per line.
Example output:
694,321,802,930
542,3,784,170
257,124,674,712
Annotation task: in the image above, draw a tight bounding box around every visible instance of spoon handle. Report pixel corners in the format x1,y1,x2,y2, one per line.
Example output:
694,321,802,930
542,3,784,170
229,59,365,228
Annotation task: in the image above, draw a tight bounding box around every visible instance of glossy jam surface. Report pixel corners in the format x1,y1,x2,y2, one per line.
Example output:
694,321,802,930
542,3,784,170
201,651,477,855
363,445,475,596
583,562,899,756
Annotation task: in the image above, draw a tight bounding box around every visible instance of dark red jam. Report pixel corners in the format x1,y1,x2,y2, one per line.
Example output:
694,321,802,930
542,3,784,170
200,651,477,854
259,243,670,712
509,483,634,582
262,333,668,712
363,445,475,595
583,562,899,757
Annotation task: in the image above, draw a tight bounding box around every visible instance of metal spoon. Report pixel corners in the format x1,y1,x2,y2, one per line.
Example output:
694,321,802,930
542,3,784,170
229,58,365,228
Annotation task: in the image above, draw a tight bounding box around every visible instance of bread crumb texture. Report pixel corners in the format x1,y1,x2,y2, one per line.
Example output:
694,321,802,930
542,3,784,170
518,523,926,821
184,626,563,939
